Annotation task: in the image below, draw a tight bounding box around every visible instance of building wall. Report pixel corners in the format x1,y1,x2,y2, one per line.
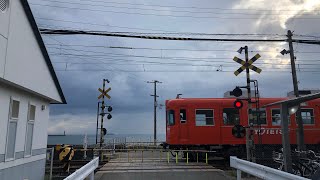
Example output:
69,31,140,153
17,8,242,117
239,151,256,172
0,159,46,180
0,83,49,180
0,0,62,102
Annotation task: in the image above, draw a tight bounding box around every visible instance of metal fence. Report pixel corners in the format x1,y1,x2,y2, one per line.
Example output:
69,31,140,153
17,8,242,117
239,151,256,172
254,144,320,179
86,148,217,165
45,147,54,180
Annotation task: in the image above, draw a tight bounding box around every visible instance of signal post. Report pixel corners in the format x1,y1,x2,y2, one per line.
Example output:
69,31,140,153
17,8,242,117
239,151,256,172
97,79,113,156
232,46,262,162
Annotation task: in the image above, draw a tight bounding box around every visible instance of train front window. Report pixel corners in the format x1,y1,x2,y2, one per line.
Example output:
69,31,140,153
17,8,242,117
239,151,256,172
223,108,239,125
167,110,175,126
195,109,214,126
180,109,186,124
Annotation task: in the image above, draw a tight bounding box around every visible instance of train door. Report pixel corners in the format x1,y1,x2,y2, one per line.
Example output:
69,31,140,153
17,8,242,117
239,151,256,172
220,101,244,145
178,108,189,144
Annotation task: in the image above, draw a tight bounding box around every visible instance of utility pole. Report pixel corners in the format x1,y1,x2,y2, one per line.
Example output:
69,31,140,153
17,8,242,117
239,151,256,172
100,79,107,149
147,80,162,146
96,102,101,144
287,30,305,151
244,46,254,162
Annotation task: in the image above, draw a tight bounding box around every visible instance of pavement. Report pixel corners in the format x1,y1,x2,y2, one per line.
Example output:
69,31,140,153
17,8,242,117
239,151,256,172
94,150,234,180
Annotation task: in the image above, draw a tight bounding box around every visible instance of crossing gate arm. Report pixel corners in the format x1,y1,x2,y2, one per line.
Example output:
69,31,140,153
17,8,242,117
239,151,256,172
230,156,309,180
64,157,99,180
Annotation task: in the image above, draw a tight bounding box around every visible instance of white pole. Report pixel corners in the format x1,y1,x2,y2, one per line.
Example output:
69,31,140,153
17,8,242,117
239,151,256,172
237,169,241,180
50,147,54,180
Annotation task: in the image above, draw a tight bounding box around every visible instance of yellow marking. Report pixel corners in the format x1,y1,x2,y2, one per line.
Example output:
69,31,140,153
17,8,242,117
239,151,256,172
206,153,208,164
176,152,178,164
98,87,112,99
187,152,189,164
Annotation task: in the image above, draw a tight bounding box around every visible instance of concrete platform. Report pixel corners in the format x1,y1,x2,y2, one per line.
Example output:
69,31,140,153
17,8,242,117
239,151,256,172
95,151,232,180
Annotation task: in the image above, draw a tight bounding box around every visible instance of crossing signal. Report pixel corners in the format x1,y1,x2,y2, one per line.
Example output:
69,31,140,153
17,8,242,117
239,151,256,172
108,106,113,112
107,114,112,119
230,87,242,97
234,100,243,109
102,128,107,136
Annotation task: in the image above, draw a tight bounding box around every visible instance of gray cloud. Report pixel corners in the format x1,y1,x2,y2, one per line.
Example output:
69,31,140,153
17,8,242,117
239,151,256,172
29,0,320,134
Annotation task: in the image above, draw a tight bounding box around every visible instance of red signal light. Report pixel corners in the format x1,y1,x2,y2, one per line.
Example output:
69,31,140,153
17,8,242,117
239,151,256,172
234,100,243,109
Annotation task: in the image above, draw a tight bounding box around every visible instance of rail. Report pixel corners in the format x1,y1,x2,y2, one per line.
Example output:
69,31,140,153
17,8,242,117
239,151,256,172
230,156,309,180
89,148,216,164
64,157,99,180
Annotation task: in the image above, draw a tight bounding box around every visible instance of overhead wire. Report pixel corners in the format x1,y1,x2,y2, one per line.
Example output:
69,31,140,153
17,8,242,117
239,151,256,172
30,0,320,16
31,3,320,20
46,46,320,63
44,37,146,81
36,0,320,12
45,43,320,54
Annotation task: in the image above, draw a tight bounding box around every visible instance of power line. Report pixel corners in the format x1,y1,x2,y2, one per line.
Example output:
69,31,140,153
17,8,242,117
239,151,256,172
31,3,320,20
45,37,145,81
46,43,320,54
37,0,319,12
52,62,320,71
40,29,320,45
31,0,319,16
46,47,320,62
54,68,320,73
40,29,288,42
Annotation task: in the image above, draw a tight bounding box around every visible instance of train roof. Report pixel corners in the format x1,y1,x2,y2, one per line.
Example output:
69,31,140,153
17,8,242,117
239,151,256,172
165,97,320,106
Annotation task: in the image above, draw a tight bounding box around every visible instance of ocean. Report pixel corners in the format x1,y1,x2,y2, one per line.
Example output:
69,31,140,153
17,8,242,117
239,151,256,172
47,134,166,145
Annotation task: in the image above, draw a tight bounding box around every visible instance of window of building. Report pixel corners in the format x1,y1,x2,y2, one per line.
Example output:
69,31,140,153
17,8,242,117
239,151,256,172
272,109,291,126
180,109,186,123
195,109,214,126
223,108,239,125
250,109,267,125
11,100,19,119
167,110,175,126
297,109,314,125
25,104,36,156
6,98,19,160
0,0,9,12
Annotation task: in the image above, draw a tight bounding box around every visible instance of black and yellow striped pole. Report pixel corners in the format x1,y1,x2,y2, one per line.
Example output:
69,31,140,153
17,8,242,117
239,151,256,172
55,144,75,173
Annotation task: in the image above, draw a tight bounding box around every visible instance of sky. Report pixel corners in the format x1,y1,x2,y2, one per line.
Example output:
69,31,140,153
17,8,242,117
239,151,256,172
28,0,320,135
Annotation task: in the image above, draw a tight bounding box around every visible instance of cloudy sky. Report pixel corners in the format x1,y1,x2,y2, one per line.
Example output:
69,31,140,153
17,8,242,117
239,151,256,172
28,0,320,135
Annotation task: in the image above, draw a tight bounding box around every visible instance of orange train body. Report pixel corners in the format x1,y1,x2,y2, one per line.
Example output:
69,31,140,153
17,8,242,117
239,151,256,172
165,98,320,149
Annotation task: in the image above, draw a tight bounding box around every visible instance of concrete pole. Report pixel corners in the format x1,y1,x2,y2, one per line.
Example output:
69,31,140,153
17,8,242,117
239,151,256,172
154,81,157,146
147,80,162,146
287,30,305,151
245,46,253,162
96,102,100,144
281,103,292,173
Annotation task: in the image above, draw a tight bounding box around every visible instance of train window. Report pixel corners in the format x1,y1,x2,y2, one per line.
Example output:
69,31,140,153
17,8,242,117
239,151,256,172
272,109,291,126
195,109,214,126
167,110,175,126
297,109,314,124
272,109,281,125
180,109,186,124
250,109,267,125
223,108,239,125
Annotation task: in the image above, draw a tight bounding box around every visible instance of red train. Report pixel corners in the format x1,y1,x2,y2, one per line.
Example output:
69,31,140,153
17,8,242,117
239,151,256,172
164,97,320,157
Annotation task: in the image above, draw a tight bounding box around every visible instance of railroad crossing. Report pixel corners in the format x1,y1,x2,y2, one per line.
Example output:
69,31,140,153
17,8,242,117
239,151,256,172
94,149,231,180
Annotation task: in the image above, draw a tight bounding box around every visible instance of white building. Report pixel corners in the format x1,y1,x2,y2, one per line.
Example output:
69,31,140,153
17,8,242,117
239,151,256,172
0,0,66,179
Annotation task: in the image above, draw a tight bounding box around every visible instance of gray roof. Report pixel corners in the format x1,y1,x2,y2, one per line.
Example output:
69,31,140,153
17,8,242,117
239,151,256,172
263,92,320,108
20,0,66,104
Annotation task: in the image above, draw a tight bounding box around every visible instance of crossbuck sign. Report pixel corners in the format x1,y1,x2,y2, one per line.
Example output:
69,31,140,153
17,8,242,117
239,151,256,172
233,54,262,76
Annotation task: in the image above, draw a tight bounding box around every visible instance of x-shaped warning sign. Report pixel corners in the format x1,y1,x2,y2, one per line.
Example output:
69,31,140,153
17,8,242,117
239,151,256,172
233,54,262,76
98,87,111,99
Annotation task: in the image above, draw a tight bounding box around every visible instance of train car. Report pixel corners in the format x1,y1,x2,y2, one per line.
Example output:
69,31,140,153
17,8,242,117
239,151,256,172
164,97,320,157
